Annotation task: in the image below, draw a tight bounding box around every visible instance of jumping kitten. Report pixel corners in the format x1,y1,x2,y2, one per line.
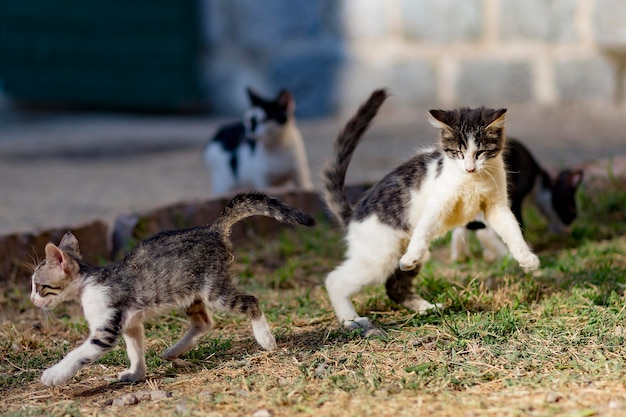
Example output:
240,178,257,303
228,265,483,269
450,138,584,261
31,192,315,386
322,89,540,336
204,88,313,195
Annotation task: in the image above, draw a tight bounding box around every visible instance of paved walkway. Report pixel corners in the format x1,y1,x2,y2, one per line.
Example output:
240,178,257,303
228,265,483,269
1,101,625,235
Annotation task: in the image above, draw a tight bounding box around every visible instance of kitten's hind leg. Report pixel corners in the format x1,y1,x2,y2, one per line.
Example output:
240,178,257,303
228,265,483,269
229,292,277,351
386,267,441,313
475,227,508,261
162,300,213,367
119,322,147,382
325,258,392,338
450,227,471,262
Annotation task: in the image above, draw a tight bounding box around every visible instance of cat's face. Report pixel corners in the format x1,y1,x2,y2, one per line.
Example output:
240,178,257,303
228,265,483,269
243,88,295,141
428,107,507,174
551,169,583,230
30,233,81,309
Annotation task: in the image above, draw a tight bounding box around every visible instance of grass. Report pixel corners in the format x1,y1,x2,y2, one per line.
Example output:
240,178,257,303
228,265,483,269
1,179,626,416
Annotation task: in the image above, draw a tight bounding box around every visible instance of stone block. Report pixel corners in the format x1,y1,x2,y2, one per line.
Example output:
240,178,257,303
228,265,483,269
0,221,110,288
555,57,615,102
268,44,345,117
400,0,483,43
593,0,626,47
456,60,533,105
341,0,390,40
500,0,578,42
113,191,325,258
386,60,438,106
227,0,342,50
339,58,437,112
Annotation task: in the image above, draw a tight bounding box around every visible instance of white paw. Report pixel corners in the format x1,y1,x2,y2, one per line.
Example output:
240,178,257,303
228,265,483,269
252,319,277,351
399,246,427,271
118,368,146,383
402,298,442,314
343,317,387,338
518,252,540,272
253,329,277,351
482,249,498,262
41,365,75,387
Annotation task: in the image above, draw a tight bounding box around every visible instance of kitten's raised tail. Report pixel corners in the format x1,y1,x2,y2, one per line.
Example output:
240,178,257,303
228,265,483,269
322,88,388,229
210,192,315,235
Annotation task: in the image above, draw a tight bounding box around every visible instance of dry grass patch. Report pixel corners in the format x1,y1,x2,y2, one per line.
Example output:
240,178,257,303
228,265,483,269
1,180,626,416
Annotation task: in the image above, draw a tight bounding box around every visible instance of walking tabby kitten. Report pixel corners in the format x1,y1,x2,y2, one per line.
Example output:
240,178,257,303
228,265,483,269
322,89,540,336
31,192,314,386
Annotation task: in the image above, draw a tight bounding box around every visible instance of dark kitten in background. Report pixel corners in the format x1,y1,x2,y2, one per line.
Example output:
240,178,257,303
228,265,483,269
204,88,313,194
31,192,315,386
451,138,584,261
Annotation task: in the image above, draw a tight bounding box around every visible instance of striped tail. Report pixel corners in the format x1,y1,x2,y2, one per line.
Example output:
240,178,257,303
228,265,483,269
322,88,388,228
210,192,315,235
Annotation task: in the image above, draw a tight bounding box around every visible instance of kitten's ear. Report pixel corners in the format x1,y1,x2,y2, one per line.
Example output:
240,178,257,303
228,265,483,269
276,89,295,114
246,87,265,107
567,169,584,188
427,110,452,130
59,232,80,256
44,243,65,267
485,109,507,130
45,242,77,274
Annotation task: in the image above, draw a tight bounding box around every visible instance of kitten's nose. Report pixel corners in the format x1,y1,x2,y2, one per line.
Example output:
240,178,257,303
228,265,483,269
465,167,476,173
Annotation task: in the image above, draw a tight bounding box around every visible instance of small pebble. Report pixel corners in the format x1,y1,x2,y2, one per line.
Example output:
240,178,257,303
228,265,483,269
150,390,169,401
252,409,272,417
545,392,564,403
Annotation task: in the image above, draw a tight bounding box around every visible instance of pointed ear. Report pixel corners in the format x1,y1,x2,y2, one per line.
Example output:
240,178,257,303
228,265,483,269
276,89,295,114
428,110,452,130
569,169,584,188
59,232,80,255
246,87,265,107
45,243,65,267
485,109,507,130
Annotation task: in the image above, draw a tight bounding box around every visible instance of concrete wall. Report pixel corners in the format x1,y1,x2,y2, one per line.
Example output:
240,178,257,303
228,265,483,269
201,0,626,116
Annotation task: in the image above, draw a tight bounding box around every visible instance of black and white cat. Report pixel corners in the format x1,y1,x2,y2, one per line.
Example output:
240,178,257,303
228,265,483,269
204,88,313,195
322,89,540,336
30,192,315,386
450,138,584,261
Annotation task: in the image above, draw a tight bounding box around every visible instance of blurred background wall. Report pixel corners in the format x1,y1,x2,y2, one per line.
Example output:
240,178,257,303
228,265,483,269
1,0,624,117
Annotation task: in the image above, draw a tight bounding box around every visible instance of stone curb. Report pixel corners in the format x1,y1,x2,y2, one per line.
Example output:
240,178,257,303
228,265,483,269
0,221,110,287
0,186,369,288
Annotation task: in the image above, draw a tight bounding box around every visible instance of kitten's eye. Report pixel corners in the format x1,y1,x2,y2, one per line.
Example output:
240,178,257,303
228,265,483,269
476,150,484,158
37,284,61,297
445,149,460,158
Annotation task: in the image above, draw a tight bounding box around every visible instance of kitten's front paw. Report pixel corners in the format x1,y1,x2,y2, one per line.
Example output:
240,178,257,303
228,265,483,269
41,365,74,387
518,252,540,272
399,247,427,271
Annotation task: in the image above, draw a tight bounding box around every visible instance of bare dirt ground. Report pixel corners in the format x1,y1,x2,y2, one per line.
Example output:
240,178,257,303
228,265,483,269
1,102,625,236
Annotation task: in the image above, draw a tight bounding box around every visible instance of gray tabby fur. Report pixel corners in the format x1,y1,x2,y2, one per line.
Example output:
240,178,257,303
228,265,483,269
30,192,315,386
